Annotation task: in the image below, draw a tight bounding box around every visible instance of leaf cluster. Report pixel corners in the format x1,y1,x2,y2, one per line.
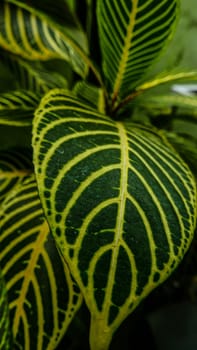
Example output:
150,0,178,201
0,1,196,349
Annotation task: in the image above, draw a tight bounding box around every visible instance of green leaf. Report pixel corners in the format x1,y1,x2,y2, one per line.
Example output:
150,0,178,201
7,0,88,51
0,90,40,126
97,0,179,105
0,1,88,77
73,81,105,113
164,132,197,176
0,51,68,94
139,93,197,115
0,268,12,350
0,149,33,204
33,90,196,350
0,175,83,349
137,71,197,92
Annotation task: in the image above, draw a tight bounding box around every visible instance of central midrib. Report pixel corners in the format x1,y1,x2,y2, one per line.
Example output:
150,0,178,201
112,0,138,102
102,121,129,325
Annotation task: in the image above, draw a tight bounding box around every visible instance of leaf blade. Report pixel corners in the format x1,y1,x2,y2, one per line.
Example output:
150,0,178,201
97,0,179,103
0,175,83,349
33,90,196,349
0,90,40,126
0,2,88,77
0,268,12,350
0,51,68,94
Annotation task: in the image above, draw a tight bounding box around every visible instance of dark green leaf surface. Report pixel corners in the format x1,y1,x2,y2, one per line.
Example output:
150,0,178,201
33,90,196,349
0,149,33,204
0,175,83,349
0,52,68,94
0,2,88,77
0,268,12,350
74,81,105,113
6,0,88,51
0,90,40,126
97,0,179,104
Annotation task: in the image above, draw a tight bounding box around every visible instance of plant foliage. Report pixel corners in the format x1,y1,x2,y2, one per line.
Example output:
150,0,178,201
0,1,196,349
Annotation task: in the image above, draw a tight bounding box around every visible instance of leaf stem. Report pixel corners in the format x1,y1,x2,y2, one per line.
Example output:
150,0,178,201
111,90,143,117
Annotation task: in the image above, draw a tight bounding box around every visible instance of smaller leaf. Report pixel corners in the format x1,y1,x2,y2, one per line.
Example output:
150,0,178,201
0,175,83,349
74,81,105,113
0,148,33,204
97,0,179,104
0,51,68,94
0,268,12,350
7,0,88,52
137,71,197,92
0,2,89,77
140,93,197,111
0,90,40,126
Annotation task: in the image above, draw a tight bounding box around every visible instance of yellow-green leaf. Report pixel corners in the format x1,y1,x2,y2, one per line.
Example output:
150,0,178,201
0,90,40,126
0,267,12,350
33,90,196,350
0,51,68,94
73,81,106,113
0,149,33,204
97,0,179,104
0,175,83,349
0,2,88,77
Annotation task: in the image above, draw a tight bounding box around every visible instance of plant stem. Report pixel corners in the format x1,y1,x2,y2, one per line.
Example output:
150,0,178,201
89,318,112,350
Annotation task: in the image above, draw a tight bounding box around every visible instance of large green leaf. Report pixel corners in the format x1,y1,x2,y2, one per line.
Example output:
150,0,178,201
0,90,40,126
0,149,33,204
97,0,179,105
0,175,83,349
0,268,12,350
0,1,88,77
33,90,196,350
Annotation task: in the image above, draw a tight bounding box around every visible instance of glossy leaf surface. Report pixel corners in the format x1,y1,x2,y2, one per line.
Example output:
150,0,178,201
0,175,83,349
97,0,179,103
33,90,196,349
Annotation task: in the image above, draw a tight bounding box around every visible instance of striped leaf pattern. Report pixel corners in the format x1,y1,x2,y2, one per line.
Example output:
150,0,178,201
0,90,40,126
74,81,105,113
0,149,33,204
0,175,83,349
0,2,88,77
0,268,12,350
97,0,179,103
33,90,196,350
0,52,68,94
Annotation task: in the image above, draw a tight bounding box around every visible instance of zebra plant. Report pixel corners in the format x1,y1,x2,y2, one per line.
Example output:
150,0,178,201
0,0,197,349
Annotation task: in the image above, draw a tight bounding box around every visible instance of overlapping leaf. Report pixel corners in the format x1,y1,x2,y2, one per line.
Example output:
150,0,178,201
0,90,40,126
7,0,87,49
74,81,105,113
97,0,179,104
0,149,33,204
139,94,197,119
0,52,68,94
33,90,196,350
0,1,88,77
0,267,12,350
0,175,83,349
